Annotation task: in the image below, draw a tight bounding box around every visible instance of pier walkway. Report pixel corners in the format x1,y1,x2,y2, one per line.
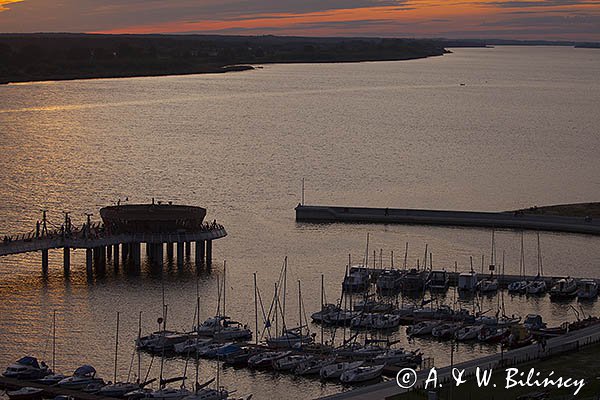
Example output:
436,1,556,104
295,205,600,235
0,224,227,273
321,322,600,400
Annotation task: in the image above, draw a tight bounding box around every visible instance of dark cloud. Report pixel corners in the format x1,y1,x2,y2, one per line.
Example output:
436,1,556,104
0,0,409,32
484,0,597,8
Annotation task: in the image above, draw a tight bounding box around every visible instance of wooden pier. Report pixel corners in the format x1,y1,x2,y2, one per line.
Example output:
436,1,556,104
0,203,227,274
295,204,600,235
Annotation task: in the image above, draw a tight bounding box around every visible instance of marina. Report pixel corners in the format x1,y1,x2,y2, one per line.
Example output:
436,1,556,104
1,46,599,399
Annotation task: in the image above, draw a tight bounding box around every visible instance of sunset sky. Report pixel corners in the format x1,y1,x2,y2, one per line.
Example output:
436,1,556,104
0,0,599,41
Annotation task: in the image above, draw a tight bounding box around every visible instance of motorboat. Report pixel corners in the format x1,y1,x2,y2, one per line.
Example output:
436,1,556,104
247,351,291,369
478,278,498,293
407,320,440,337
196,317,251,341
137,330,181,350
478,326,509,343
549,277,578,300
323,310,360,325
508,280,528,294
266,327,314,348
526,279,547,295
401,268,428,292
197,342,235,359
354,300,393,313
371,314,402,330
349,343,387,360
342,267,370,293
136,387,192,400
58,365,104,390
458,271,477,292
3,357,51,380
376,269,403,294
294,358,334,376
174,338,213,354
6,387,44,400
340,364,385,383
272,354,313,371
504,326,533,349
431,323,461,339
523,314,546,331
311,304,340,323
319,361,363,380
374,349,422,367
37,373,67,385
100,381,150,398
223,346,259,366
455,325,483,341
427,270,449,291
350,313,377,329
577,279,598,301
182,387,229,400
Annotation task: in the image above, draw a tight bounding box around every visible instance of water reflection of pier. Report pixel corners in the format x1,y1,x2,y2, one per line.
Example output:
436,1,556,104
0,203,227,274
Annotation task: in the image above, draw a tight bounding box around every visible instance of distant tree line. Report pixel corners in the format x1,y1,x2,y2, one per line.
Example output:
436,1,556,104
0,33,449,83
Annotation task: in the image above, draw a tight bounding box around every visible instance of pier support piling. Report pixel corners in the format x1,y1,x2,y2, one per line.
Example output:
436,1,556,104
131,243,141,267
107,245,112,260
176,242,184,267
63,247,70,274
122,244,129,263
185,241,191,258
195,240,205,265
154,243,163,265
113,244,119,267
41,249,49,273
206,240,212,265
166,243,174,259
86,249,93,274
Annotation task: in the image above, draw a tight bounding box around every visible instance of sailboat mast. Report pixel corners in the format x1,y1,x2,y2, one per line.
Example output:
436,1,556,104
137,311,142,384
282,257,287,325
320,274,324,345
403,242,408,270
223,261,227,318
52,309,56,372
114,311,120,384
254,273,259,345
298,280,302,333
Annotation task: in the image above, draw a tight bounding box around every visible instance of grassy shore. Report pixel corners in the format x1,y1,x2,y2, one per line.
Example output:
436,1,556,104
391,343,600,400
515,202,600,218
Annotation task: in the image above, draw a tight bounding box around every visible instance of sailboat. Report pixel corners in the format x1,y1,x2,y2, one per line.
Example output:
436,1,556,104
266,260,314,348
196,262,252,341
508,232,528,293
478,232,498,293
526,233,547,295
101,312,155,398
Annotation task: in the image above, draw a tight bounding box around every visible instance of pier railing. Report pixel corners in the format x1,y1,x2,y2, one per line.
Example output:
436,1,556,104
0,228,227,257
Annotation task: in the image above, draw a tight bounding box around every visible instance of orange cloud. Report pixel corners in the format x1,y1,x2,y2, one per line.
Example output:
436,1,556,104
92,0,598,38
0,0,22,12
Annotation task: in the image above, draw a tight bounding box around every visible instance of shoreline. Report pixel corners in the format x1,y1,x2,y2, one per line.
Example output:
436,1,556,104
0,53,446,85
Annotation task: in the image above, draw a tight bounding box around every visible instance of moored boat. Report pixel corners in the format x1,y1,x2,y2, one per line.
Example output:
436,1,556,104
340,364,385,383
3,357,51,380
549,277,578,301
319,361,363,380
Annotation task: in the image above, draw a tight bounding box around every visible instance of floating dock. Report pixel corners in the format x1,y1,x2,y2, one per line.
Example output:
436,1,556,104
295,204,600,235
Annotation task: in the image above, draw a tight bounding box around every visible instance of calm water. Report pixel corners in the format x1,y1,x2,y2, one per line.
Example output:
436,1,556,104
1,46,599,399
